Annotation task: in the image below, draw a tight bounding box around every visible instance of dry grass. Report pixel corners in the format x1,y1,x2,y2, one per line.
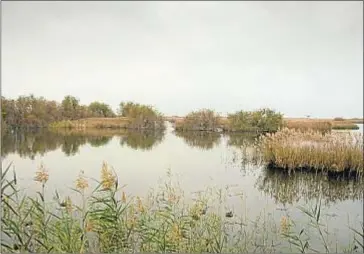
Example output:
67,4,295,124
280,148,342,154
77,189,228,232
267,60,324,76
284,119,332,133
49,117,131,129
284,118,361,131
258,128,363,177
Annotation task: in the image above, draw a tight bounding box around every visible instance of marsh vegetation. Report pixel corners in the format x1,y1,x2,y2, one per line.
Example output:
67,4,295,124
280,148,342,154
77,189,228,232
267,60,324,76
258,128,363,177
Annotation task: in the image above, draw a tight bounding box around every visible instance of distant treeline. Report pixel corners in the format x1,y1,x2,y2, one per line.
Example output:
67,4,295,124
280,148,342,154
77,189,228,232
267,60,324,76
1,95,163,130
5,94,358,133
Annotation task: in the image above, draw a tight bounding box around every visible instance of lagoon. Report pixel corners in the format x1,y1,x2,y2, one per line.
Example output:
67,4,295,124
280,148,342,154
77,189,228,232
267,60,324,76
1,123,363,252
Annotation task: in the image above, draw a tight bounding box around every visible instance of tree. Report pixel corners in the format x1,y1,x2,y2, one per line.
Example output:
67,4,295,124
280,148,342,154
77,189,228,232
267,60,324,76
89,101,115,117
61,95,80,120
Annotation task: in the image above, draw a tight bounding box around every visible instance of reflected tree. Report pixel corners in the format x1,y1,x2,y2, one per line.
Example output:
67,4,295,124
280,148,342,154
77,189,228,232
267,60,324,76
174,131,221,150
119,130,165,151
226,133,259,148
88,136,113,147
1,129,119,159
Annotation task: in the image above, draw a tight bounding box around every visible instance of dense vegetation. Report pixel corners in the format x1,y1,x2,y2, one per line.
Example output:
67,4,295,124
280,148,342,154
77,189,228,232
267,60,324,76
1,163,363,253
225,108,283,133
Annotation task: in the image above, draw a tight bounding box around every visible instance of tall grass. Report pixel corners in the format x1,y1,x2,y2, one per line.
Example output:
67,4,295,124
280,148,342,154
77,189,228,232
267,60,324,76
1,162,363,253
258,128,363,177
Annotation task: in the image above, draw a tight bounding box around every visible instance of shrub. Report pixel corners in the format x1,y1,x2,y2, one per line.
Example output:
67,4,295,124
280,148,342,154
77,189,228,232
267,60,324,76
118,102,165,130
333,117,345,121
174,109,220,131
226,108,283,133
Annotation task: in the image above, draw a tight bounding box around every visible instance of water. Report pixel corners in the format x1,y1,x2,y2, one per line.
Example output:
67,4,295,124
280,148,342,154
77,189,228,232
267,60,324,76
2,122,363,251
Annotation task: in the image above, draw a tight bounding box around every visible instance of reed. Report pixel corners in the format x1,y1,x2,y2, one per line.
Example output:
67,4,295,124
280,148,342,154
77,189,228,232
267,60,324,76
284,120,332,134
1,163,363,253
258,128,363,177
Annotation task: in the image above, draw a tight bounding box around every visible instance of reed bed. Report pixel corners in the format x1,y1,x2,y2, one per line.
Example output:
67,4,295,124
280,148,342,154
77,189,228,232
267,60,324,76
258,128,363,177
284,120,332,133
2,162,363,253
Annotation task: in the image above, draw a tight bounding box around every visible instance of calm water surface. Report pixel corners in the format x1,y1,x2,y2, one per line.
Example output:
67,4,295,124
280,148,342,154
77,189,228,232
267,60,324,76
2,123,363,250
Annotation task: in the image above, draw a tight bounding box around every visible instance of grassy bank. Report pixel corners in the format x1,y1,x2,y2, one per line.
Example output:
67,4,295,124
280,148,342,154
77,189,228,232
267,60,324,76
1,163,363,253
258,128,363,178
49,117,165,130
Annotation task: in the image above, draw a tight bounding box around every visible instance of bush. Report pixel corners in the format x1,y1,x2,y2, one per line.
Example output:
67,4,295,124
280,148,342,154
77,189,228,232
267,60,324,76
226,108,283,133
118,102,165,130
174,109,220,131
333,117,345,121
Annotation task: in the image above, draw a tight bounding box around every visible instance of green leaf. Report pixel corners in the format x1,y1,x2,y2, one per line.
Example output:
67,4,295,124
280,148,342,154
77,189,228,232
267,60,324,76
299,229,304,236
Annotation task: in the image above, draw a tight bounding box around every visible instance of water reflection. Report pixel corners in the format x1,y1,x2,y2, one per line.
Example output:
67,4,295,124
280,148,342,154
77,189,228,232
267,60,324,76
255,167,364,206
1,129,166,158
119,130,165,151
226,133,259,148
174,131,221,150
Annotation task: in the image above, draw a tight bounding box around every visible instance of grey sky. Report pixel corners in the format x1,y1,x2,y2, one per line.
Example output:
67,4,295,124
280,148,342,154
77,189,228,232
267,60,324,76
2,1,363,118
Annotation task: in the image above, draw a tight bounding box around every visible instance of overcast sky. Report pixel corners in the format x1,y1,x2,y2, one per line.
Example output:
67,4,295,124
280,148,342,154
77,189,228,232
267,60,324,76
2,1,363,118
